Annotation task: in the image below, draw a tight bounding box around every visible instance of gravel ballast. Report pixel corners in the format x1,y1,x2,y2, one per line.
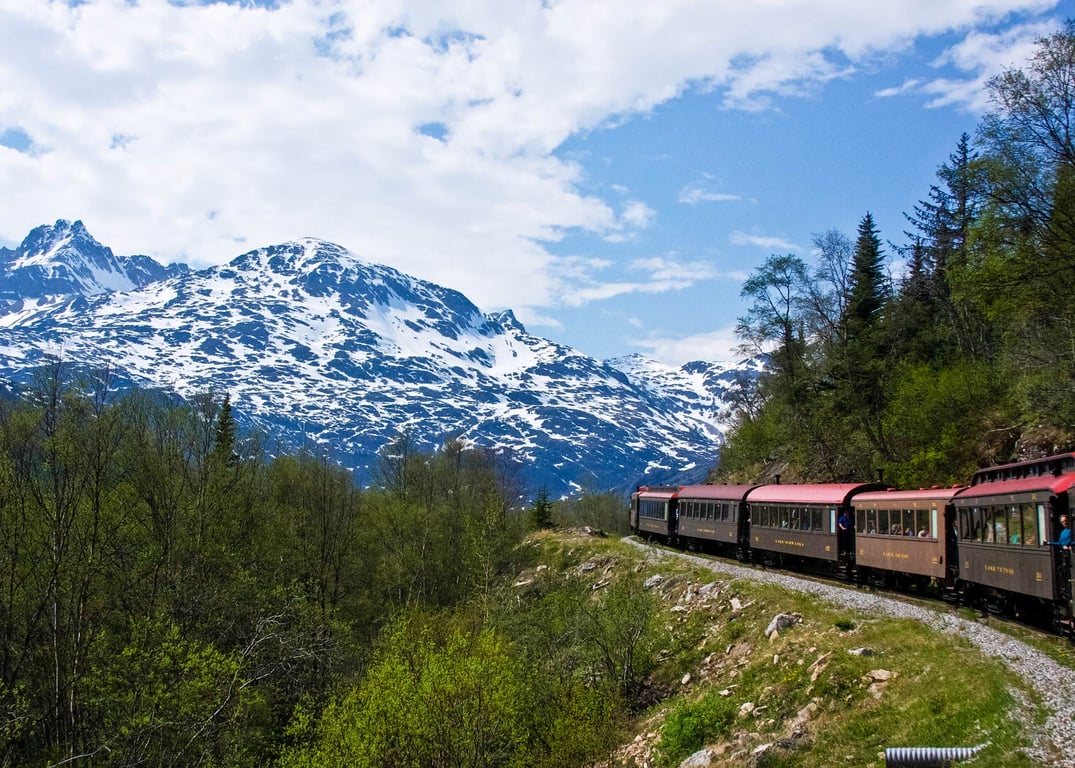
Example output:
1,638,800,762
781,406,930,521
629,538,1075,767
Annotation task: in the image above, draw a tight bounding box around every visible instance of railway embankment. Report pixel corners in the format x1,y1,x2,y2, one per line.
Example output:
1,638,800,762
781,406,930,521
611,536,1075,767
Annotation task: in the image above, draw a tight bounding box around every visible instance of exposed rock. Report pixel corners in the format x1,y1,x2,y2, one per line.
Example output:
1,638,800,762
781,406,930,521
765,612,801,638
644,574,666,589
848,646,875,656
679,747,716,767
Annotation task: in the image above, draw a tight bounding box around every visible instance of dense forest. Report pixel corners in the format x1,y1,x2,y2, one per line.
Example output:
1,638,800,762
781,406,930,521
716,20,1075,489
0,362,636,766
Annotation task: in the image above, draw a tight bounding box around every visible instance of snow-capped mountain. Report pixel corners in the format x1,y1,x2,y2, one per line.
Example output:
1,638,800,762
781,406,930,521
0,219,188,316
0,221,756,498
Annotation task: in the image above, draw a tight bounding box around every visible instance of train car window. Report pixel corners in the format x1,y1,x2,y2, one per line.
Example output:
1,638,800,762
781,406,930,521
722,502,730,522
866,508,877,534
1035,504,1046,546
902,509,915,537
1015,503,1037,545
856,509,865,533
915,509,930,538
707,502,715,521
993,506,1008,545
931,508,939,539
984,507,996,542
1008,505,1022,545
810,507,822,531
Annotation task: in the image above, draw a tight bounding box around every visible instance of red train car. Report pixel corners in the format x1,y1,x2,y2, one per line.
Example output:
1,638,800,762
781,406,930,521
951,454,1075,627
629,486,678,543
675,484,758,558
851,487,962,589
747,482,887,567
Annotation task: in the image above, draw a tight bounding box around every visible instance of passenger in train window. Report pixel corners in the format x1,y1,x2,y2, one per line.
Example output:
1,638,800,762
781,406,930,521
1046,515,1071,548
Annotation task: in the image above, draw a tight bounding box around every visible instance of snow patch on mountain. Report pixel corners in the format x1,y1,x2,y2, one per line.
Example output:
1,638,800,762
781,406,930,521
0,223,758,497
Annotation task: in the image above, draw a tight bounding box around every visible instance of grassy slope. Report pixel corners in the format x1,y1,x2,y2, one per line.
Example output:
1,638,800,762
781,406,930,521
522,530,1073,768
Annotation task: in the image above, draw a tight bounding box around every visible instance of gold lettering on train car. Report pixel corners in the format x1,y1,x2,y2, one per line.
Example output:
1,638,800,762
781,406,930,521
775,539,805,548
882,551,910,560
1035,571,1043,582
931,557,940,565
984,564,1015,576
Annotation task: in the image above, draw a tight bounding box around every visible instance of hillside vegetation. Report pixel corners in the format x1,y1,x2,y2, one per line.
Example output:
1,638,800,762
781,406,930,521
715,21,1075,486
3,336,1073,768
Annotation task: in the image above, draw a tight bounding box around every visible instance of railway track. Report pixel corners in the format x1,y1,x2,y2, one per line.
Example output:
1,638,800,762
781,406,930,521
627,535,1075,767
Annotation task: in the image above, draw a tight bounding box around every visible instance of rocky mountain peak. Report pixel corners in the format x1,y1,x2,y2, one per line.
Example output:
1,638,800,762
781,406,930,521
0,220,755,497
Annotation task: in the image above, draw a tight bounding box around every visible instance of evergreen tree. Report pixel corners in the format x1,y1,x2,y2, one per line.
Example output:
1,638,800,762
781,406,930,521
529,486,555,530
846,212,888,326
212,392,238,467
840,212,891,457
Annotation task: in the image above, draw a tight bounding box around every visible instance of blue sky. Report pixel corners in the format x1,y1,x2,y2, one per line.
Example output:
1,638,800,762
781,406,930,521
1,1,1072,365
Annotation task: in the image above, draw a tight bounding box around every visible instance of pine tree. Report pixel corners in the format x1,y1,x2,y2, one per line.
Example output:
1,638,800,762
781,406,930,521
529,486,554,530
212,393,238,467
846,212,887,326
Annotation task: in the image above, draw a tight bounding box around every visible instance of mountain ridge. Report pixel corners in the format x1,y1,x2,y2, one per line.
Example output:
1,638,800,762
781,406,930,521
0,220,754,497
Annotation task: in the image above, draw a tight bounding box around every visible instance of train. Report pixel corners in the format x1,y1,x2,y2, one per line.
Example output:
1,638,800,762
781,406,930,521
629,452,1075,637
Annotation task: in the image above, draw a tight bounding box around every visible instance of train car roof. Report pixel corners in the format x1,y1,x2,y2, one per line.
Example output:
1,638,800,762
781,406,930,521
747,482,888,505
635,487,678,500
852,486,965,505
953,471,1075,501
969,452,1075,486
676,484,760,501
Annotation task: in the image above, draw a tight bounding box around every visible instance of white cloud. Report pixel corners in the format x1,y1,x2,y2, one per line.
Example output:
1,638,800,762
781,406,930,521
875,78,921,98
620,199,656,229
876,20,1056,111
631,325,743,366
0,0,1061,318
729,230,801,252
678,184,750,205
557,250,743,306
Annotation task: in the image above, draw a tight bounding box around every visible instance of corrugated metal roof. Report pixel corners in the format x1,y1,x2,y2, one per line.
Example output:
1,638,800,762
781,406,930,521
747,482,887,505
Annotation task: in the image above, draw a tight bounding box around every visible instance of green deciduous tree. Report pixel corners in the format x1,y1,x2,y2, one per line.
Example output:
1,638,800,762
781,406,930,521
277,611,530,768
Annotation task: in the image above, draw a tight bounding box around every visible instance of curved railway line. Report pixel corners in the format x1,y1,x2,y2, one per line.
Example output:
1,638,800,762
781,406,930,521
626,536,1075,767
